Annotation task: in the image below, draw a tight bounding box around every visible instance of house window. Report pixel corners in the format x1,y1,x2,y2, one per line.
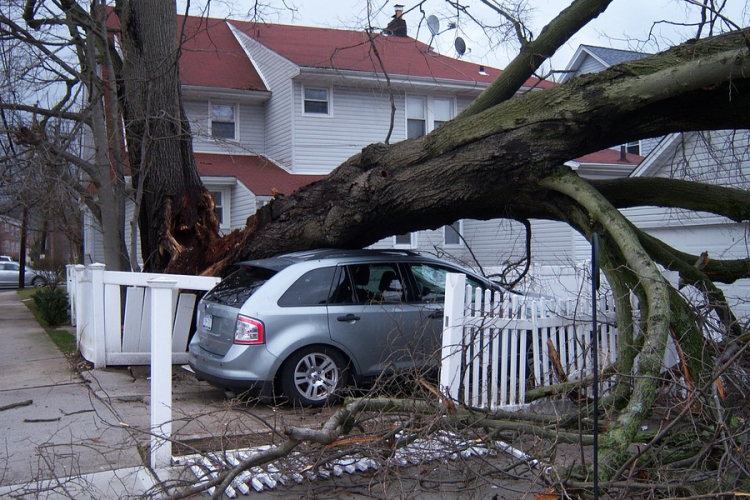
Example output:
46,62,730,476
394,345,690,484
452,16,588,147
303,87,330,114
433,98,453,129
209,189,230,230
407,96,454,139
626,140,641,155
443,220,463,246
211,103,237,140
393,232,416,248
406,96,426,139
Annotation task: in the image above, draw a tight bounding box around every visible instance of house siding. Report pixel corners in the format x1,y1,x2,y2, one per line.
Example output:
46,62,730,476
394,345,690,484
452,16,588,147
83,210,106,265
574,55,604,78
292,83,405,174
186,100,266,155
230,25,298,170
230,181,256,230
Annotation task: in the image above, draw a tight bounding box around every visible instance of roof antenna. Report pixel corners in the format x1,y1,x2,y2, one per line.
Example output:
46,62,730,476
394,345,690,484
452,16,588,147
454,37,467,57
426,14,457,54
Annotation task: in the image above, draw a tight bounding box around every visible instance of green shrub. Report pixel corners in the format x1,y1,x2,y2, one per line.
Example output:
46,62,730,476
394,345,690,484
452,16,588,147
31,288,70,327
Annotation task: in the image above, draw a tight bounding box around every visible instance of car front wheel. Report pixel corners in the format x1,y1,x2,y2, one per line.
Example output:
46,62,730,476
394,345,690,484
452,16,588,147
32,277,46,288
280,346,348,407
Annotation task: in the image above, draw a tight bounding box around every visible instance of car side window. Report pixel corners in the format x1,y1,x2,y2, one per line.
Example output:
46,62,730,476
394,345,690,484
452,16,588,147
329,263,406,305
409,263,485,303
278,267,337,307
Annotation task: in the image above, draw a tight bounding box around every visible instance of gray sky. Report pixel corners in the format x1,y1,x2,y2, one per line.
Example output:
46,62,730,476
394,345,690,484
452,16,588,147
186,0,749,77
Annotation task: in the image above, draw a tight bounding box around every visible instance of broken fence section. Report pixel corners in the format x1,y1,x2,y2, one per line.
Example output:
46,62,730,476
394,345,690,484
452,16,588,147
440,273,618,411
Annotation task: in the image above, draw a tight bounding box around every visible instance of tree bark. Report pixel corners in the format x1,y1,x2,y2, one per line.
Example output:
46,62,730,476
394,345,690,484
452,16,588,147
114,0,218,271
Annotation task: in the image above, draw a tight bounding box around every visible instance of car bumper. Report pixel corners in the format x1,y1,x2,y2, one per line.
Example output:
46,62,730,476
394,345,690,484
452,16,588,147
188,341,277,395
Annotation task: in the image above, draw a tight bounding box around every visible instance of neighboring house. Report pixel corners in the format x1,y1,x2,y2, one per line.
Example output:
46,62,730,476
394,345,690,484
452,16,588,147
0,215,75,264
0,217,21,259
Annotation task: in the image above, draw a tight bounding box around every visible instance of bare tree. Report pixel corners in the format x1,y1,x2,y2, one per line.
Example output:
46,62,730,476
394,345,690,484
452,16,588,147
1,0,220,271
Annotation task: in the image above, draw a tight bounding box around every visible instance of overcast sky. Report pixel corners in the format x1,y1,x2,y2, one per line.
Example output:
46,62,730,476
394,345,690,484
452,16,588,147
185,0,749,77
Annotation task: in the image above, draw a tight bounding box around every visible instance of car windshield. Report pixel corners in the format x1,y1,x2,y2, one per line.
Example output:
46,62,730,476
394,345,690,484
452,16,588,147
204,266,276,306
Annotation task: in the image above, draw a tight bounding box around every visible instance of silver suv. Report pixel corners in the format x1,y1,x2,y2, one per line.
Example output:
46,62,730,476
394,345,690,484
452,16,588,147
188,249,499,406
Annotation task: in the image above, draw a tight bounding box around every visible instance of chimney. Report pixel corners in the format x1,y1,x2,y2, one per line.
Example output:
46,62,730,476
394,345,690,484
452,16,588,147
385,4,408,37
619,144,629,162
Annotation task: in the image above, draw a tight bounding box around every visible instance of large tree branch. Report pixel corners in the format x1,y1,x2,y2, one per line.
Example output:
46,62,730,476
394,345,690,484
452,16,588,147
592,177,750,222
637,227,750,285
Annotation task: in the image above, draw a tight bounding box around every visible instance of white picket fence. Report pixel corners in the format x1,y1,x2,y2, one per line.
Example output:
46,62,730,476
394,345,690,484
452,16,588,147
66,264,221,368
440,273,618,411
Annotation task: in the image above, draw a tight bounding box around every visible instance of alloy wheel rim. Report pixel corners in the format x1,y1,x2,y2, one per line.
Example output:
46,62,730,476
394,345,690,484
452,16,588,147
293,353,339,401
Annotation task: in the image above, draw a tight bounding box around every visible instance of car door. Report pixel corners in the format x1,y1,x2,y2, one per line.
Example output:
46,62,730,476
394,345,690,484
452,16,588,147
405,262,492,365
0,262,17,286
327,262,426,377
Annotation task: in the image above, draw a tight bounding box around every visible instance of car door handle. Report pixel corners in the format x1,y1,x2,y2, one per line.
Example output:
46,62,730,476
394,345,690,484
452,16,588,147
427,310,444,319
337,314,361,322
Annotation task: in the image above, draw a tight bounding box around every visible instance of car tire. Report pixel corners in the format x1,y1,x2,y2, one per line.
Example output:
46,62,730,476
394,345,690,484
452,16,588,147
32,277,45,288
280,346,348,407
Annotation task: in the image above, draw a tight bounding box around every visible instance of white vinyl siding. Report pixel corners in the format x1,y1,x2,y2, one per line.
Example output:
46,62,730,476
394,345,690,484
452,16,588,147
230,25,297,169
293,84,404,174
186,99,265,154
82,209,107,265
576,55,607,77
229,181,256,229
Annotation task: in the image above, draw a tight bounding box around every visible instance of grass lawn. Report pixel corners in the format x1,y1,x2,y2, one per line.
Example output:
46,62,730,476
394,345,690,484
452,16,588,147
17,288,77,356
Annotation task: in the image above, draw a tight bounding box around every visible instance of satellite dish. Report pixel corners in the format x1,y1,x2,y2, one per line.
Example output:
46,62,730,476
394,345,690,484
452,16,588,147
427,15,440,36
455,37,466,56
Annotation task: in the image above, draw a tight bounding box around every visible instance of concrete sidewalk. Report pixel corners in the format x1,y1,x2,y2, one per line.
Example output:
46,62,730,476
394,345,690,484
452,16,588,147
0,290,345,499
0,290,237,498
0,290,163,498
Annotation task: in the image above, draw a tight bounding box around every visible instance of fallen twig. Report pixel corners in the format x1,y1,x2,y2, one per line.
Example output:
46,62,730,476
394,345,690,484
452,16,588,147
0,399,33,411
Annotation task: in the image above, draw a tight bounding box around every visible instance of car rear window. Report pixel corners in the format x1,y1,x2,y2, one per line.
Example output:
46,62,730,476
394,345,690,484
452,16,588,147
278,266,337,307
204,266,277,306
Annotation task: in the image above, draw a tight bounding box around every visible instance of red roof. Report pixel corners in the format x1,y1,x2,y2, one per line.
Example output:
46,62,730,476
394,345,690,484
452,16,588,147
229,21,554,89
178,16,266,90
107,10,553,91
194,153,322,196
575,149,644,165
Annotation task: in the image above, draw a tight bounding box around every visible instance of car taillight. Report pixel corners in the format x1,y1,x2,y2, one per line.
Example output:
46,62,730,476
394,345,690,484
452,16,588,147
234,315,265,344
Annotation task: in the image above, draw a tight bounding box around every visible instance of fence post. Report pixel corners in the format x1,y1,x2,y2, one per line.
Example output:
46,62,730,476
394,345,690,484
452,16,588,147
73,265,87,351
89,263,107,368
440,273,466,403
66,265,76,327
147,276,178,470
